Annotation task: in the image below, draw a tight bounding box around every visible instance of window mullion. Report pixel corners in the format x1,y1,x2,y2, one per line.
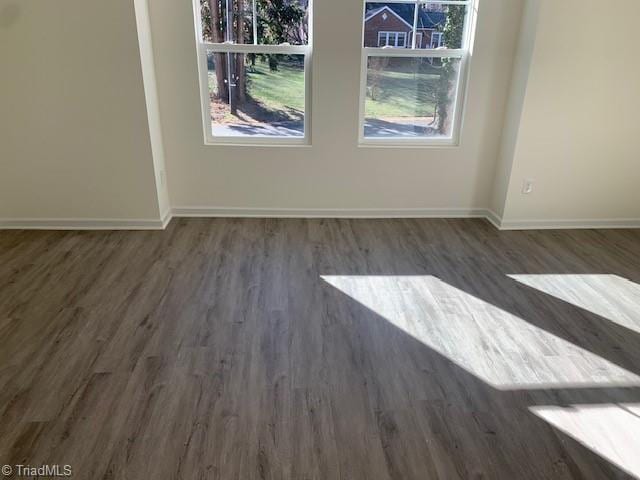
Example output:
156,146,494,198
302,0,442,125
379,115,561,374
252,0,258,45
411,0,419,49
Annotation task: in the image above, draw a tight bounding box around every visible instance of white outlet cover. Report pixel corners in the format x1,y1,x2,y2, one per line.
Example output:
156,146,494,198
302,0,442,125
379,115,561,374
522,179,534,194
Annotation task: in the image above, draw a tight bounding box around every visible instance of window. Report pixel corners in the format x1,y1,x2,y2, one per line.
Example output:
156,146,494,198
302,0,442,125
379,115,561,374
378,31,408,48
430,31,444,48
360,1,475,145
193,0,312,144
415,31,423,48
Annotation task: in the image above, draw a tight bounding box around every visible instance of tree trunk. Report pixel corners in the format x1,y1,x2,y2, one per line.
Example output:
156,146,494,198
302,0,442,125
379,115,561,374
268,55,278,71
208,0,228,102
236,0,246,103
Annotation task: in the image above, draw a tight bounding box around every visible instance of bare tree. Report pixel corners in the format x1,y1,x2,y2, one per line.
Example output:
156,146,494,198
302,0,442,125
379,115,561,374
207,0,229,102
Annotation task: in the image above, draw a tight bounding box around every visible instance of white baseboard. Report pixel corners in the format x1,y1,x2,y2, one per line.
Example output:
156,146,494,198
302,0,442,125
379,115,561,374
2,209,638,231
487,209,640,230
485,209,503,229
161,209,172,229
171,206,489,219
0,217,166,230
498,217,640,230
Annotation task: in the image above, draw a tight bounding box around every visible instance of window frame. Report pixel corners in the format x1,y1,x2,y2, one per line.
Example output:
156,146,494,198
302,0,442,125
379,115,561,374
358,0,477,147
192,0,313,146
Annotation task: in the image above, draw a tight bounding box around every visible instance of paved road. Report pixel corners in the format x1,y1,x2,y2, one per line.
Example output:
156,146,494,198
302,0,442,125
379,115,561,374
212,122,304,137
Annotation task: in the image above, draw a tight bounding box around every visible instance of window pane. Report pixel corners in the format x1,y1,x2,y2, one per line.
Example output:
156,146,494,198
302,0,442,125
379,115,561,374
257,0,309,45
363,2,465,49
207,52,305,137
201,0,251,43
200,0,309,45
364,56,461,139
414,3,466,49
364,3,415,48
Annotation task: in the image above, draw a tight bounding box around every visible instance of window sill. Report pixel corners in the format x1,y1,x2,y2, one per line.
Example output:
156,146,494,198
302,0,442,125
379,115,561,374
357,138,460,149
203,138,312,148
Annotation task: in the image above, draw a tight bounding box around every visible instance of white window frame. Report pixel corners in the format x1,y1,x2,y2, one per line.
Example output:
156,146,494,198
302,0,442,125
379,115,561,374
192,0,313,146
358,0,477,147
378,31,408,48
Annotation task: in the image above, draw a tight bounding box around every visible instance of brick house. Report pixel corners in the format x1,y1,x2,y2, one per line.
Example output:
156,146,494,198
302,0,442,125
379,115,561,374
364,4,447,49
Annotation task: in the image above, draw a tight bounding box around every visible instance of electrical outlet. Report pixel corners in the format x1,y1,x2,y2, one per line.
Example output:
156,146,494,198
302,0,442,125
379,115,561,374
522,179,534,195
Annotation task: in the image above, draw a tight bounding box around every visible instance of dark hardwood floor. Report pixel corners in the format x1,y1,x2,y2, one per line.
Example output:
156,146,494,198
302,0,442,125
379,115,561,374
1,218,640,479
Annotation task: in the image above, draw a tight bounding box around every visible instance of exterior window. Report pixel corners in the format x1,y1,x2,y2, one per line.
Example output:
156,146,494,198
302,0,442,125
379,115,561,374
430,31,444,48
415,31,423,48
360,1,475,145
378,31,407,47
193,0,312,144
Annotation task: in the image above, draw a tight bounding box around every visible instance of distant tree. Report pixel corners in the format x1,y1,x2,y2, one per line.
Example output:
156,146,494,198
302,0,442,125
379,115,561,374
435,5,464,134
368,57,389,101
257,0,306,71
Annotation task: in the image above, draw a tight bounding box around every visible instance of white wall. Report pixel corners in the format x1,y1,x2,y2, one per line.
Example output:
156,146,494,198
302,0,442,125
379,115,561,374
498,0,640,225
0,0,164,223
148,0,524,213
134,0,171,219
3,0,635,228
489,0,540,218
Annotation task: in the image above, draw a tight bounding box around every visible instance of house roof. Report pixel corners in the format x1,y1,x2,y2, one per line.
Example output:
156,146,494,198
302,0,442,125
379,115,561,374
364,3,447,30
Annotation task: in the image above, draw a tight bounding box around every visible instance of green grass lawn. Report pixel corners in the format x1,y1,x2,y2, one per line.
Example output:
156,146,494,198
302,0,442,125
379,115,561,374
365,65,440,118
208,56,304,122
246,59,305,113
208,56,440,122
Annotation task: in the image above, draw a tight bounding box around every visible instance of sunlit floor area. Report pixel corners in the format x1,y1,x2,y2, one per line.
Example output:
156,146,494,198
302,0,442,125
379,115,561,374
1,219,639,479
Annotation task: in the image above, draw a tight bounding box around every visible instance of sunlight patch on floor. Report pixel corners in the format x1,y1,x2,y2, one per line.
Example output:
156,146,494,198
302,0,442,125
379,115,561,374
530,403,640,479
321,275,640,390
508,274,640,334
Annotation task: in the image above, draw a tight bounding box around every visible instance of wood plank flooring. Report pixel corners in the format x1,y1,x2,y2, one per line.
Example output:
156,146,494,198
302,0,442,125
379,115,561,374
1,218,640,479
